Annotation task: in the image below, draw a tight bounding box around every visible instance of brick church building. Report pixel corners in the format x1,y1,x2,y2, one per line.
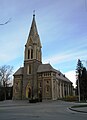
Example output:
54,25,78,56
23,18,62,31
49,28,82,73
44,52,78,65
13,14,73,100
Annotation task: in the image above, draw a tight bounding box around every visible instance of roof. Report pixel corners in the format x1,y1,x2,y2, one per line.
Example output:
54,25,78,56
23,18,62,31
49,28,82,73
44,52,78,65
56,72,71,83
37,64,72,83
13,67,23,76
37,64,55,73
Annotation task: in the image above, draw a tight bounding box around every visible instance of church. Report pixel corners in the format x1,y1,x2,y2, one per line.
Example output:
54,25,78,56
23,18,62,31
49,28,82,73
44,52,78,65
13,14,73,100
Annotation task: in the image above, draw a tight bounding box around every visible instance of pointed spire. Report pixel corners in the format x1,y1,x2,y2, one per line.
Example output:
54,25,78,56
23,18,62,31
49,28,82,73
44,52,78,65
29,11,38,36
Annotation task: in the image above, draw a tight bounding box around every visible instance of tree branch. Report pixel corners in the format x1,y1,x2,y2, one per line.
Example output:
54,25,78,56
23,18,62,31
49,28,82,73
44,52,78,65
0,18,11,25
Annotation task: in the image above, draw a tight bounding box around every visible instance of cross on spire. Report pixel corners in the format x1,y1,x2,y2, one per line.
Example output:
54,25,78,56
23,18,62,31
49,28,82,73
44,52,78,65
33,10,35,16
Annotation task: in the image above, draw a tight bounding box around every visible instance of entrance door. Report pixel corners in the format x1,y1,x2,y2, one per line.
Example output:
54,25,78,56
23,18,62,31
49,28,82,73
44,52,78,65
26,82,31,98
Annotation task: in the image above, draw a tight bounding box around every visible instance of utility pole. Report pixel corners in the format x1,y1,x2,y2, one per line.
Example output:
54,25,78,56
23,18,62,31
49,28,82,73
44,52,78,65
78,70,81,102
76,70,80,102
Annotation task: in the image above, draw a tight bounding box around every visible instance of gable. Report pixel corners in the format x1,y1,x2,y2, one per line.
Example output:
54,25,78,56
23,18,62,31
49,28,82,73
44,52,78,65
13,67,23,76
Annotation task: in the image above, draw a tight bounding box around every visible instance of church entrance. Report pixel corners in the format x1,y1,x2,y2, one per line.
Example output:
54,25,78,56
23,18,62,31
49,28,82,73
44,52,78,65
26,82,31,99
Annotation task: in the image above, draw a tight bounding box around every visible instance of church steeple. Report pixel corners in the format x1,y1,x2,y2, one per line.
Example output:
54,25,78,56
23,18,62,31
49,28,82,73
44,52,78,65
29,12,38,37
24,14,42,62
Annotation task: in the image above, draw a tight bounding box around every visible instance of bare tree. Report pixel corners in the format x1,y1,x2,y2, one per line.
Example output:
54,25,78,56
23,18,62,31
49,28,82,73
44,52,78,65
0,65,13,100
0,18,11,25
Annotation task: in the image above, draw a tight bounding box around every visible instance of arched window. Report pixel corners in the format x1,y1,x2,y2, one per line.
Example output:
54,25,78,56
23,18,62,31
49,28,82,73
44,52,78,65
31,49,33,59
27,64,32,74
28,48,33,59
29,64,32,74
46,85,49,92
28,49,30,59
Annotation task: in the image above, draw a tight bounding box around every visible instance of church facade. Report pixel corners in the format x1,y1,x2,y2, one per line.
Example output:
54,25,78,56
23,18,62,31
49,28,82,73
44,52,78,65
13,14,73,100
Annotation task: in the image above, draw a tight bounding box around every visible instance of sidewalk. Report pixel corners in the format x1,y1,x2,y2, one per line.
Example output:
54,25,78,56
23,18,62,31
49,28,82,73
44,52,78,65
69,103,87,113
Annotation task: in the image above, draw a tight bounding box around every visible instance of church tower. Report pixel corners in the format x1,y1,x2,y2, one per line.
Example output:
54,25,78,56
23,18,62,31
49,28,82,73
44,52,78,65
22,14,42,99
24,14,42,62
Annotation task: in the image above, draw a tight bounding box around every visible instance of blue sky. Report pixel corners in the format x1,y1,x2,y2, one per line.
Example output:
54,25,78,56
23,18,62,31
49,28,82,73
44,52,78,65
0,0,87,87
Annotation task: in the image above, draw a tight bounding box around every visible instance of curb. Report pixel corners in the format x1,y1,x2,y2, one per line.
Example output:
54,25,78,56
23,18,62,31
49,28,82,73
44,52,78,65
69,107,87,113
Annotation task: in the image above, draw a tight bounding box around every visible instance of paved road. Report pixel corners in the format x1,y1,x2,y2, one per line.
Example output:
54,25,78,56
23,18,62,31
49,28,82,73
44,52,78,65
0,100,87,120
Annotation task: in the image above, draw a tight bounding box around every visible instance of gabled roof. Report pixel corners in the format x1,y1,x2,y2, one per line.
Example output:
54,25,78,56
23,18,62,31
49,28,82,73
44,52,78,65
37,63,72,83
56,71,71,83
13,67,23,76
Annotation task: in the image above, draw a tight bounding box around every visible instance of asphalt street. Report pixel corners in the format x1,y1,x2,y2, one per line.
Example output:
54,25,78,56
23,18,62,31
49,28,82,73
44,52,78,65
0,100,87,120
